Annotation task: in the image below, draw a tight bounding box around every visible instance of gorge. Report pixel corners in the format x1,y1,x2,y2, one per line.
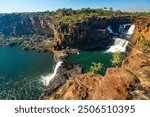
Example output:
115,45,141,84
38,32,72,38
0,8,150,100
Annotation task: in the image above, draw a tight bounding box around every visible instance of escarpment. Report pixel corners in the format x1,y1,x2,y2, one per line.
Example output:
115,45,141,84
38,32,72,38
53,16,132,50
0,11,149,51
0,12,133,50
0,13,54,37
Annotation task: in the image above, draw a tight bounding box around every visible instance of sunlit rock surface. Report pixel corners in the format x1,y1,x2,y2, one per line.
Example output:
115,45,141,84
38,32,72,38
42,46,150,100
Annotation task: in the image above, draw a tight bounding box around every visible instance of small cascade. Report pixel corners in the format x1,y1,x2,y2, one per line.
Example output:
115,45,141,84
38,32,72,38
126,24,135,35
119,25,125,34
106,24,135,53
106,38,129,53
119,24,135,33
107,26,113,34
41,61,63,86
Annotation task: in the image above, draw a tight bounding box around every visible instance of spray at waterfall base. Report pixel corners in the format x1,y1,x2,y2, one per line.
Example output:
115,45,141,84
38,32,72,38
41,61,63,86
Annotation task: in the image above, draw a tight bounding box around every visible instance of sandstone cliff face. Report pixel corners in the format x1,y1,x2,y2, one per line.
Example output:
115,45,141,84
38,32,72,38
54,16,132,49
122,46,150,87
0,13,133,50
124,46,150,99
0,13,54,37
43,46,150,100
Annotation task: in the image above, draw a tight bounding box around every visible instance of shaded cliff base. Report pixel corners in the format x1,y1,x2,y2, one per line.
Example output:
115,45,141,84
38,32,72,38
42,46,150,100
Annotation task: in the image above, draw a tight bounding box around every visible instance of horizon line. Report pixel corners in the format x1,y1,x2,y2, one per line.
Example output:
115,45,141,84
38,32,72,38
0,7,150,14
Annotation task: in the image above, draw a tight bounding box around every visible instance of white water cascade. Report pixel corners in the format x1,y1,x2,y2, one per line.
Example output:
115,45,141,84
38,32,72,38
41,61,63,86
106,24,135,53
126,24,135,35
107,26,113,34
119,25,126,34
119,24,135,35
106,38,129,53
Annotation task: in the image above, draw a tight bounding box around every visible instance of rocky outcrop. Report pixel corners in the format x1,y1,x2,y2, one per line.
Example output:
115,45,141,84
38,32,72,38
42,68,138,100
52,50,68,63
42,46,150,100
132,17,150,44
122,46,150,100
40,60,83,99
122,46,150,87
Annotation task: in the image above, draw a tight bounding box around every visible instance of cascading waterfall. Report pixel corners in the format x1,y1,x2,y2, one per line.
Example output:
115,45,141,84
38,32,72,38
106,38,129,53
119,24,135,38
41,61,63,86
107,26,113,34
126,24,135,35
106,24,135,53
119,25,125,34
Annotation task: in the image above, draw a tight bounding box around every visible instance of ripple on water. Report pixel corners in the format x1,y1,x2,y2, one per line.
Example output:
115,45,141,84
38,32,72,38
0,46,54,100
0,76,45,100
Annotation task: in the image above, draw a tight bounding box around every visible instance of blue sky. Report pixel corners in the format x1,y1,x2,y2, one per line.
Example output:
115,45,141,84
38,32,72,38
0,0,150,13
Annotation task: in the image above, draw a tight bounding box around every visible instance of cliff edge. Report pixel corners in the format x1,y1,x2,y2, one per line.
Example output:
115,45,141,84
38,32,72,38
42,45,150,100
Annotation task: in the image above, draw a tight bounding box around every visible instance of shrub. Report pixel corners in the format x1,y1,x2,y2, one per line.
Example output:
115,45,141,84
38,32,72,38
140,39,150,47
111,52,125,67
89,62,103,74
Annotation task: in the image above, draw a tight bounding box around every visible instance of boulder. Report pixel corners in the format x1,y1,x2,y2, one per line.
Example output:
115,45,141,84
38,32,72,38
122,46,150,87
45,68,138,100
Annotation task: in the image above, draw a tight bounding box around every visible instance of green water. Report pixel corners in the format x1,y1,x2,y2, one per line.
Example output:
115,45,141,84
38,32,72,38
0,46,54,100
0,46,113,99
68,51,113,75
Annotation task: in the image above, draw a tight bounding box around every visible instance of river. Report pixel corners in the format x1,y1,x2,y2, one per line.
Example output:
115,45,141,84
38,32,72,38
0,46,54,100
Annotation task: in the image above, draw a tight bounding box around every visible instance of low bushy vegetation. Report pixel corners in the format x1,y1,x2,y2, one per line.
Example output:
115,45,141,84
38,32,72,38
89,62,103,74
111,52,125,67
140,39,150,47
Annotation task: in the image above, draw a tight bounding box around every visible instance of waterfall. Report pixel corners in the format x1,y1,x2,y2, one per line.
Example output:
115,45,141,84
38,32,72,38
119,25,125,33
119,24,135,34
41,61,63,86
126,24,135,35
106,24,135,53
106,38,129,53
107,26,113,34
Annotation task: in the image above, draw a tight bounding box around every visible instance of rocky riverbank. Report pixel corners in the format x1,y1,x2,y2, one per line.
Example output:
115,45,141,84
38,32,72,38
0,35,55,53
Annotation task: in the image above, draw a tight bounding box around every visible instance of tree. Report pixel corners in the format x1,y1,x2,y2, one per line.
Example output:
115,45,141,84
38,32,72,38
89,62,103,74
109,7,113,11
103,7,107,10
111,52,124,67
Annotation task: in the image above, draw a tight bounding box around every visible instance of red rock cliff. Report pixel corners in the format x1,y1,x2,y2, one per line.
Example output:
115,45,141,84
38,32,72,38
43,46,150,100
